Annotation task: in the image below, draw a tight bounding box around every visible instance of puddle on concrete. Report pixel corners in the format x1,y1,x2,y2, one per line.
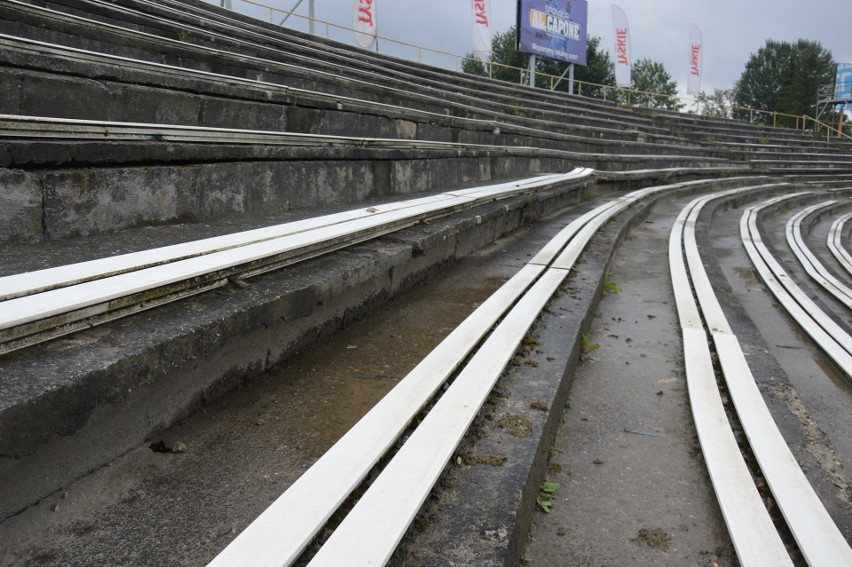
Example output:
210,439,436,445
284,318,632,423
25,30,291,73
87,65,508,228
814,353,852,395
0,259,511,567
733,266,758,285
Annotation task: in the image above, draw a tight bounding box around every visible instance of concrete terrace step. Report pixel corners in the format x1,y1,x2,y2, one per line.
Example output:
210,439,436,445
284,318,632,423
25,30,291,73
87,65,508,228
638,105,852,150
0,0,669,143
0,170,618,521
27,0,662,133
0,36,733,162
0,34,730,163
0,114,741,243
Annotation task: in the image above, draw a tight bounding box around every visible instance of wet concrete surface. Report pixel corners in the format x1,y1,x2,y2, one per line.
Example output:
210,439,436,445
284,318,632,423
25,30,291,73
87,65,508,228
523,198,736,566
802,203,852,288
2,185,851,566
0,197,590,566
713,200,852,464
523,187,851,566
704,195,852,541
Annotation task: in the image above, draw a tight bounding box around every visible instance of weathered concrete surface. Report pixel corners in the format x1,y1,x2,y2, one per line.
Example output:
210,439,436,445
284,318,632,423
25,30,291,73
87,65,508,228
0,169,41,244
390,181,730,566
0,195,603,566
523,197,736,566
0,135,740,243
388,180,852,566
0,0,662,138
0,175,600,521
1,148,578,242
2,173,849,566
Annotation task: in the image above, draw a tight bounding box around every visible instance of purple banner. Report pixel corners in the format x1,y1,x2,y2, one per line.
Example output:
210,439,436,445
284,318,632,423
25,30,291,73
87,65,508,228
516,0,588,66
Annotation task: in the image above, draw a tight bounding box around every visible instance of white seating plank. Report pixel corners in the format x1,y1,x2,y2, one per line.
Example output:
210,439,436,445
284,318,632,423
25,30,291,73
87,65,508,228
741,202,852,375
679,190,852,566
0,170,588,301
680,329,793,567
207,263,545,567
828,212,852,276
306,268,571,567
0,171,589,333
670,192,793,566
786,202,852,309
209,178,696,566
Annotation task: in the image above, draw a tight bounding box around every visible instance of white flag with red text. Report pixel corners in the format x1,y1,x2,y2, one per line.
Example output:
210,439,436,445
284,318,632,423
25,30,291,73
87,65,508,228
612,5,631,88
353,0,377,51
687,23,703,95
472,0,491,56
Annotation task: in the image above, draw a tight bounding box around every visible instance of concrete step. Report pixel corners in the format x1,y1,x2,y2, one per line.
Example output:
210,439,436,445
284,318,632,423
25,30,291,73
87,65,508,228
0,171,613,521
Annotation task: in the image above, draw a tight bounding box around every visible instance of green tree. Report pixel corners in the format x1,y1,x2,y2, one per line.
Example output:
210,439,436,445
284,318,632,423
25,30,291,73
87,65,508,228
696,88,734,118
734,39,792,121
630,58,683,110
490,26,528,84
461,54,486,76
777,40,835,119
538,36,616,98
734,39,834,125
463,27,617,98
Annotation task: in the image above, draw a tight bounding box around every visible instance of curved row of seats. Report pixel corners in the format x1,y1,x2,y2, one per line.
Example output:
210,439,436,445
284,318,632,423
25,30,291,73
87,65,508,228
0,0,850,245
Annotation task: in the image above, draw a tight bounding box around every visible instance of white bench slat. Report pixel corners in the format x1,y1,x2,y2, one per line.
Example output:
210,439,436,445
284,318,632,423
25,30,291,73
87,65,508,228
742,203,852,375
671,193,793,566
307,269,571,567
786,201,852,309
679,190,852,565
828,212,852,277
0,171,591,330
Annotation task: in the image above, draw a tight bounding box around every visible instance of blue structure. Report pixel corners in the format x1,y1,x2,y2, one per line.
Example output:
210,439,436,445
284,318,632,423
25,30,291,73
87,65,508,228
835,63,852,101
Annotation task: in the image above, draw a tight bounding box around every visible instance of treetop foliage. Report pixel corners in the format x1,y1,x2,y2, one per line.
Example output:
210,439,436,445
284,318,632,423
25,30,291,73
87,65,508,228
734,39,834,124
462,26,677,108
462,28,839,124
630,58,683,111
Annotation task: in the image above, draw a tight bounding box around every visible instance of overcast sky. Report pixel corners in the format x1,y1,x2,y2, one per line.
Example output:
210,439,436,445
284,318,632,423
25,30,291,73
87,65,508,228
208,0,850,98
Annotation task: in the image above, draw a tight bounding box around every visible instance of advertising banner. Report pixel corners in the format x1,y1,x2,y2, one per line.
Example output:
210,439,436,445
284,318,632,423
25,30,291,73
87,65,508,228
836,63,852,101
611,4,630,88
353,0,377,51
687,23,703,95
472,0,492,56
516,0,588,66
